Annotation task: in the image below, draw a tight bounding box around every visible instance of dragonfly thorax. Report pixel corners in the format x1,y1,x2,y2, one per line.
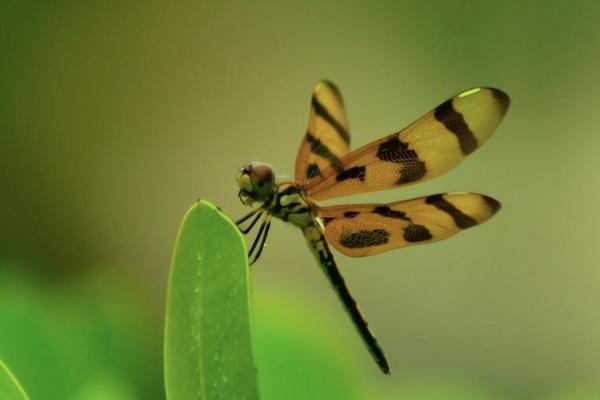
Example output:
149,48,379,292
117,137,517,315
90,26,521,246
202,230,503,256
267,183,314,227
236,161,277,206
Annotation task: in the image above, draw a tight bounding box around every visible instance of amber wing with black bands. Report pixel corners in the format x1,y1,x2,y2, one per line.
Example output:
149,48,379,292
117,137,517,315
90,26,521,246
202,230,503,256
317,192,501,257
305,87,509,201
295,80,351,186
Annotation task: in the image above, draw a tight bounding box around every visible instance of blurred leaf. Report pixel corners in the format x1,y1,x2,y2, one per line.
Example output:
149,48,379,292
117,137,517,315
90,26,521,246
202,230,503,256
164,201,259,400
543,387,600,400
0,268,161,400
0,359,30,400
252,289,371,400
73,373,135,400
389,376,501,400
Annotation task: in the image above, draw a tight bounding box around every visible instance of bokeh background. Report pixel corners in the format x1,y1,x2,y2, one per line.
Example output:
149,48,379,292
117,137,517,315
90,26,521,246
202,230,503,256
2,1,600,399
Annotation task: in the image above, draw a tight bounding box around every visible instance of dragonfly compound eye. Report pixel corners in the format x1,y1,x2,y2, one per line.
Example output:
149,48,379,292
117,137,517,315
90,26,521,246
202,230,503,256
236,161,276,203
248,162,274,185
247,162,275,200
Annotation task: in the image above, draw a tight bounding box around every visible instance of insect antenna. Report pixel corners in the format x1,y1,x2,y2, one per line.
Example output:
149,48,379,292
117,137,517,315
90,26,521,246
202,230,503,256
238,211,263,234
250,217,271,265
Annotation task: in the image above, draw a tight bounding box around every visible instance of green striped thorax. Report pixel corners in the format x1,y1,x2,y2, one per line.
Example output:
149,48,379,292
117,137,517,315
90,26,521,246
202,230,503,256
236,162,277,205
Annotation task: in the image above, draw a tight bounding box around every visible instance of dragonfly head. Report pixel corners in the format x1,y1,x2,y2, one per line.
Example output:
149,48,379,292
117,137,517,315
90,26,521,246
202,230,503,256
236,162,276,206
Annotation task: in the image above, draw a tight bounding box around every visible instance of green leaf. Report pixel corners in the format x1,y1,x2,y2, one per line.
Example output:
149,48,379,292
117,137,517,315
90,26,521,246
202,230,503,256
164,200,259,400
0,359,30,400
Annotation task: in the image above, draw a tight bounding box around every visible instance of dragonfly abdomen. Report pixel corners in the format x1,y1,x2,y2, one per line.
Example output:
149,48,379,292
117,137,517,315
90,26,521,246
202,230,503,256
302,220,391,374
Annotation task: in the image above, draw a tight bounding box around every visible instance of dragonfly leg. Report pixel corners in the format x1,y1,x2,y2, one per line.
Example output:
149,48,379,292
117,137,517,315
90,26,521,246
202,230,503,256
239,211,263,234
247,216,267,260
249,217,271,265
235,208,261,226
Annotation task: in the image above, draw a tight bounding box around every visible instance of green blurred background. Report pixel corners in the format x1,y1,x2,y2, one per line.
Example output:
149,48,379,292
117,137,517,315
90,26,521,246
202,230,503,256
2,1,600,399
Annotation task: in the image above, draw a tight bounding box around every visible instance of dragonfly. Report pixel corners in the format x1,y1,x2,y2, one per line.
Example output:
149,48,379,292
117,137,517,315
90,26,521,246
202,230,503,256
235,81,509,374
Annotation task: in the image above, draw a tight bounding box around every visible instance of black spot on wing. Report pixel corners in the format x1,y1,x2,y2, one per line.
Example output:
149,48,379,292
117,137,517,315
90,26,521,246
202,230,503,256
306,163,320,179
311,96,350,143
321,217,335,226
376,137,426,184
343,211,360,218
403,224,432,242
322,80,343,100
398,164,427,184
426,194,478,229
306,132,344,172
434,99,478,155
336,165,366,182
340,229,389,248
490,88,510,116
376,137,411,162
372,206,411,222
482,195,501,215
